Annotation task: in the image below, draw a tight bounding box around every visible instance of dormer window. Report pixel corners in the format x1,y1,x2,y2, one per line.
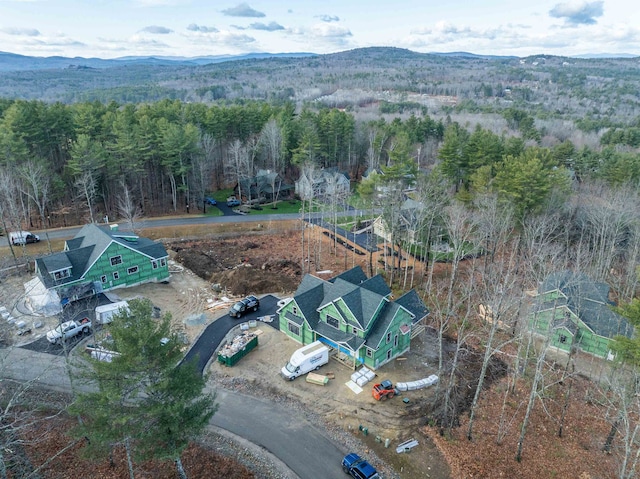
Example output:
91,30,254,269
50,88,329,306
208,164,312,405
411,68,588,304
52,268,71,280
326,315,339,329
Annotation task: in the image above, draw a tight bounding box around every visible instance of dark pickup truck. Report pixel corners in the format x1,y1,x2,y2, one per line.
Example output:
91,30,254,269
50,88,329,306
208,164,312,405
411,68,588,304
229,295,260,318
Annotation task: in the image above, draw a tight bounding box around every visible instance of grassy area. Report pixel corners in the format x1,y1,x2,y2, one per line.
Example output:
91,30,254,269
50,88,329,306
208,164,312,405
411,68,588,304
211,189,235,202
244,199,301,215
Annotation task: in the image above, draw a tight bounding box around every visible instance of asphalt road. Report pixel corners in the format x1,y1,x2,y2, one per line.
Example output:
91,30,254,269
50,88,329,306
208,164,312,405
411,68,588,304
6,293,350,479
0,207,375,246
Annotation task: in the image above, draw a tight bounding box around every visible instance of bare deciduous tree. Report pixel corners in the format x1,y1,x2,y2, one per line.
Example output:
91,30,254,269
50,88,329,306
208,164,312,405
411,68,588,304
19,160,52,252
116,180,142,233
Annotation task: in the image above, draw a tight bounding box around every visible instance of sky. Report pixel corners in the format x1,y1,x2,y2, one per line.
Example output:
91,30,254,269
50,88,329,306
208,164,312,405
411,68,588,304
0,0,638,59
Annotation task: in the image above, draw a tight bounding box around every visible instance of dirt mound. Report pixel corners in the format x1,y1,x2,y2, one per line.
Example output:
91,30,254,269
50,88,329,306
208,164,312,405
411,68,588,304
168,232,303,296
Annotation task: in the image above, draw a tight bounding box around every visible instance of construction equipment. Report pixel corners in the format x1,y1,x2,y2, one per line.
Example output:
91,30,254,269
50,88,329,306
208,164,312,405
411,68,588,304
372,379,397,401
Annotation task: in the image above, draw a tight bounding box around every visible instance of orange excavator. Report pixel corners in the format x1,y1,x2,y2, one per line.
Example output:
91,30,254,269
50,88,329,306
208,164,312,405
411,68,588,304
372,380,397,401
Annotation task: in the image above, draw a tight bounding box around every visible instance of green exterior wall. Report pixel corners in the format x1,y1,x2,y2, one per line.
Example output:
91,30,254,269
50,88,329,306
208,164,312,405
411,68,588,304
52,241,169,298
86,242,169,291
279,296,414,370
529,303,613,359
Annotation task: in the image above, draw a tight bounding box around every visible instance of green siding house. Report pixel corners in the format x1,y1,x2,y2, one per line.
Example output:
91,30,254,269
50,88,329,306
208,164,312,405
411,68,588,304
528,270,633,360
278,266,429,370
35,224,170,304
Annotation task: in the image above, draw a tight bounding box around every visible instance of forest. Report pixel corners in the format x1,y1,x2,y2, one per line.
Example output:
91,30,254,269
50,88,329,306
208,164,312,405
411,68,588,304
1,46,640,478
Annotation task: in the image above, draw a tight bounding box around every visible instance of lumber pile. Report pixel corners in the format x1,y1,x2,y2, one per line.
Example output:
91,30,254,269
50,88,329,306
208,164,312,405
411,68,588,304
306,372,329,385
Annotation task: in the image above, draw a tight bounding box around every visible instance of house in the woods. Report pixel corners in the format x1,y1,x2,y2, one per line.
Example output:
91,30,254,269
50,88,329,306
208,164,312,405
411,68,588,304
33,223,170,307
277,266,429,369
295,167,350,202
235,169,294,204
528,270,633,360
372,198,425,245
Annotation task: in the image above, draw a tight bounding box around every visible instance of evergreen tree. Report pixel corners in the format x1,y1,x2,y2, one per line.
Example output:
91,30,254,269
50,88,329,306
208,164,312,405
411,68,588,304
70,299,217,479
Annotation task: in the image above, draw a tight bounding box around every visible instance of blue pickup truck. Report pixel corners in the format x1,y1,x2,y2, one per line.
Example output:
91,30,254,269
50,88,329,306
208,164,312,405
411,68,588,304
342,453,380,479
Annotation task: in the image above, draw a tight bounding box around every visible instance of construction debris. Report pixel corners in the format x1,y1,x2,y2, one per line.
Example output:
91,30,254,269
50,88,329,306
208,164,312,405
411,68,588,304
396,439,419,453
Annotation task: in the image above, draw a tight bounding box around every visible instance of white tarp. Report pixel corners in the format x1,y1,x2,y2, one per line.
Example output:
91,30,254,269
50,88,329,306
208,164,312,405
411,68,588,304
24,277,62,316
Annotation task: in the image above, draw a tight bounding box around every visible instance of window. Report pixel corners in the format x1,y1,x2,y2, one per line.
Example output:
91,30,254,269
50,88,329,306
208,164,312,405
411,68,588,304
151,260,158,269
113,271,120,280
386,332,392,344
287,322,300,336
326,315,339,329
127,266,139,274
110,255,122,266
292,305,299,316
394,335,398,347
352,326,358,335
386,349,392,360
366,348,373,358
559,334,567,344
160,258,167,267
53,269,70,280
101,275,107,283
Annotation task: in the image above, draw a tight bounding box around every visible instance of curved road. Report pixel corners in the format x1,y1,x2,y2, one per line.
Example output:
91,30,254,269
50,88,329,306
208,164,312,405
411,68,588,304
5,296,350,478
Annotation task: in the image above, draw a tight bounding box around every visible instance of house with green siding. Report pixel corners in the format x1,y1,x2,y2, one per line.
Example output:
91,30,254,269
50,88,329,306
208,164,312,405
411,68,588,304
277,266,429,370
35,224,170,304
528,270,633,360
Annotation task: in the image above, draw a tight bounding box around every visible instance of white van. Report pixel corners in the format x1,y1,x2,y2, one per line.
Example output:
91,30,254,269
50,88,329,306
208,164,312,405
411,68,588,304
95,300,130,325
281,341,330,380
9,231,40,246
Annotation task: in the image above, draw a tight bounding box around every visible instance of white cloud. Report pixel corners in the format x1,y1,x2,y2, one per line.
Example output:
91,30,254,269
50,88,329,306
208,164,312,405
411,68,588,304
140,25,173,34
249,21,284,32
0,27,40,36
549,1,604,26
187,24,218,33
316,15,340,23
311,23,352,39
222,3,265,18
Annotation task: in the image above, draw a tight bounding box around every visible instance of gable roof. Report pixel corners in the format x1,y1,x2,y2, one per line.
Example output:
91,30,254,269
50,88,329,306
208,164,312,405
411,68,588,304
36,224,168,289
291,266,427,352
537,270,633,339
395,289,430,323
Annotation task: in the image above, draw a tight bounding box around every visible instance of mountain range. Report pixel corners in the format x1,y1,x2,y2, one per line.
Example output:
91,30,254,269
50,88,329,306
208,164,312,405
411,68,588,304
1,49,636,73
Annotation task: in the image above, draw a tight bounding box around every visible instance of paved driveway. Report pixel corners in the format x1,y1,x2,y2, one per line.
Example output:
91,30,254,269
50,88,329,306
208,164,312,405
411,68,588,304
181,294,280,373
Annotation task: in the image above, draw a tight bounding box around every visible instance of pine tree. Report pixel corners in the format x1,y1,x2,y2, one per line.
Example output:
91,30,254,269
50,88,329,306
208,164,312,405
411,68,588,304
70,299,217,479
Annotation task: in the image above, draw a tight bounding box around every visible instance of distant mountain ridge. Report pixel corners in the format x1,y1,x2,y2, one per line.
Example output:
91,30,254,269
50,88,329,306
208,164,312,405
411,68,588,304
2,47,636,73
0,51,317,72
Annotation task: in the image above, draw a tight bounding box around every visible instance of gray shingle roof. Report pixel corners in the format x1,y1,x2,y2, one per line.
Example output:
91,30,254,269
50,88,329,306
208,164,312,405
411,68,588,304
395,289,430,323
291,266,427,353
330,266,368,285
365,301,402,349
36,224,168,289
537,270,633,339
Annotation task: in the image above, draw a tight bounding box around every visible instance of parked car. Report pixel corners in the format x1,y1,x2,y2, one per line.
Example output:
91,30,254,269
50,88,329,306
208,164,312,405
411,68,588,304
226,196,241,207
205,196,217,205
342,453,380,479
229,295,259,318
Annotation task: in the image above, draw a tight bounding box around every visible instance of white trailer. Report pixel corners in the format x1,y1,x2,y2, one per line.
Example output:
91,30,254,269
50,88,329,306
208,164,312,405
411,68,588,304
281,341,329,380
95,300,129,325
